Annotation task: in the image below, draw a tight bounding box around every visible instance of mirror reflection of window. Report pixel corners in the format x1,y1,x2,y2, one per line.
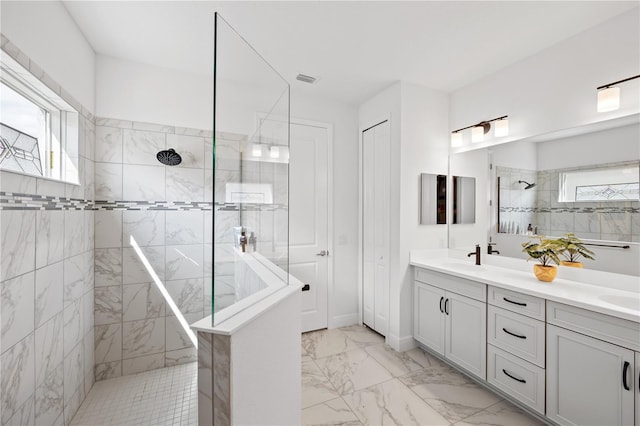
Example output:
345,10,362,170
559,164,639,202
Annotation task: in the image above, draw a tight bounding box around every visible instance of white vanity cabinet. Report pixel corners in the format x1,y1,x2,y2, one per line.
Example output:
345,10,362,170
414,268,487,380
547,301,640,426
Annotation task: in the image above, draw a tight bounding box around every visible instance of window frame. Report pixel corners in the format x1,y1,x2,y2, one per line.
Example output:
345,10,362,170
0,49,79,185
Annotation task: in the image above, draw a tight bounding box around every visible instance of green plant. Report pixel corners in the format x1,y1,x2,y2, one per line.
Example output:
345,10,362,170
556,233,595,263
521,236,562,266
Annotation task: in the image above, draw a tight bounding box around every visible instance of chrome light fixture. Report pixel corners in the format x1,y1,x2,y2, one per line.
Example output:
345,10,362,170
597,74,640,112
451,115,508,146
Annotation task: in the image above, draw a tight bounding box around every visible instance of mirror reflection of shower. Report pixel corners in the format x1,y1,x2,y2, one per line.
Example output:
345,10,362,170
518,180,536,190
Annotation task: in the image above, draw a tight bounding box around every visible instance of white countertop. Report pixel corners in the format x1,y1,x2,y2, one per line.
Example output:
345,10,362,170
410,249,640,324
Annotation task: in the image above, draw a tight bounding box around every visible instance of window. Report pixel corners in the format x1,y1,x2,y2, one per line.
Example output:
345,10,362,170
0,49,79,184
558,163,640,202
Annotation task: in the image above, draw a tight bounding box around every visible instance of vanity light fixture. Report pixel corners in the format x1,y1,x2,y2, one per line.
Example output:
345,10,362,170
597,74,640,112
494,117,509,137
451,115,508,145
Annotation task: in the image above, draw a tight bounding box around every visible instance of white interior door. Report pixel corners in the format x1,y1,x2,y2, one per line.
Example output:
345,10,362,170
289,122,329,333
362,121,390,336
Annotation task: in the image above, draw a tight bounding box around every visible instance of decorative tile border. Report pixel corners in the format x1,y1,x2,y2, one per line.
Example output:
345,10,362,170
500,206,640,214
0,192,214,211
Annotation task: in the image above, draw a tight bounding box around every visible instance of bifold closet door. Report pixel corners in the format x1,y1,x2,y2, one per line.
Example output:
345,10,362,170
362,121,390,336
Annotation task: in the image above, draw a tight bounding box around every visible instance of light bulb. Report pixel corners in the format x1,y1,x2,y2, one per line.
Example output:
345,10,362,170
270,146,280,158
597,87,620,112
494,118,509,137
471,126,485,143
451,132,462,147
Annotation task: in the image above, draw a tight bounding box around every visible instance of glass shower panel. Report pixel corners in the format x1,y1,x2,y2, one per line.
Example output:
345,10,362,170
212,13,290,325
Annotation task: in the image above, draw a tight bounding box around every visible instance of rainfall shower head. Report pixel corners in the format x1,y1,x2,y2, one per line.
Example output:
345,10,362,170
157,149,182,166
518,180,536,190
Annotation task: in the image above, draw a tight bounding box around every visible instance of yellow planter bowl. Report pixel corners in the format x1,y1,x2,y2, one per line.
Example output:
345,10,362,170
533,264,558,282
561,261,584,268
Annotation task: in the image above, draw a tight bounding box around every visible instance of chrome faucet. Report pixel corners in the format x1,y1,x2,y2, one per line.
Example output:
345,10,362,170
467,244,481,265
488,242,500,255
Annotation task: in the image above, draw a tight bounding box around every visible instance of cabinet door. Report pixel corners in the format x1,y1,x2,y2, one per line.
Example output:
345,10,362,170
636,351,640,426
414,282,445,356
445,292,487,380
547,325,634,426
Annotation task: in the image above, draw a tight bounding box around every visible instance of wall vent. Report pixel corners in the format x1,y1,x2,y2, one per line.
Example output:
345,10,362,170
296,74,317,84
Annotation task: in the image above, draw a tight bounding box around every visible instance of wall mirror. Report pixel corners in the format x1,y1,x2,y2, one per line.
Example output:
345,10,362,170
420,173,446,224
492,121,639,242
452,176,476,224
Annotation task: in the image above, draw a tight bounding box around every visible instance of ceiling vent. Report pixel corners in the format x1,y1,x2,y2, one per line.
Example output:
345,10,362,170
296,74,317,84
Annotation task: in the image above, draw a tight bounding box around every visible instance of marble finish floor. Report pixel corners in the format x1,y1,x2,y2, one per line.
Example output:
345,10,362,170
70,325,546,425
302,325,546,426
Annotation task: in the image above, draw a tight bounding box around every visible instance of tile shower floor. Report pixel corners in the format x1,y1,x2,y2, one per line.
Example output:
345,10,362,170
71,326,545,425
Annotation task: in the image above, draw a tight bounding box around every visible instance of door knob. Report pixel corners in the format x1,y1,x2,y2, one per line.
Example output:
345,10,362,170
316,250,328,256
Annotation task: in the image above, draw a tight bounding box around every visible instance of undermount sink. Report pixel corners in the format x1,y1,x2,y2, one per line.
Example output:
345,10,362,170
439,261,486,272
598,294,640,311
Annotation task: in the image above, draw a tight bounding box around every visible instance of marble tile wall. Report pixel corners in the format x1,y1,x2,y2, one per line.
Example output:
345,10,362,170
1,34,96,426
93,118,218,379
498,165,639,241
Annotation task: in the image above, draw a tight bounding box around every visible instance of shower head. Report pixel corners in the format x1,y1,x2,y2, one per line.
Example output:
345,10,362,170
157,149,182,166
518,180,536,190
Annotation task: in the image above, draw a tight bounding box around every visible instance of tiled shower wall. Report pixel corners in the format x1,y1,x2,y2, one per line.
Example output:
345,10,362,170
0,37,95,425
497,165,640,241
92,118,217,379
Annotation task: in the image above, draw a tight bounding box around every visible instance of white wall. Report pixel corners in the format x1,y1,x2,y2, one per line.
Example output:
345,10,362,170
359,81,449,351
537,123,640,170
396,82,449,350
450,8,640,147
96,55,213,130
1,0,96,111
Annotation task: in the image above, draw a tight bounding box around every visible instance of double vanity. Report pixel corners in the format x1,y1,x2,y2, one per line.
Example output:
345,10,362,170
411,249,640,426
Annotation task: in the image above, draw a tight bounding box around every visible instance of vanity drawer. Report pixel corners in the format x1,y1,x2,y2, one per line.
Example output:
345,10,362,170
547,301,640,351
488,305,545,367
487,345,545,415
415,268,486,302
488,286,545,321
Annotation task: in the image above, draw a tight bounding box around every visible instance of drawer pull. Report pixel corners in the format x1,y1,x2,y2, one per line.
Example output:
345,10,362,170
503,297,527,307
502,327,527,339
439,297,444,313
502,369,526,384
444,298,449,315
623,361,630,391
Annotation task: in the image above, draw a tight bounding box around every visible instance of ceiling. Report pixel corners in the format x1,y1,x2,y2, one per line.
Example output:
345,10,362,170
63,1,639,105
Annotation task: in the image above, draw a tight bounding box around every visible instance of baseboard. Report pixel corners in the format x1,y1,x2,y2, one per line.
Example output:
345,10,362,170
328,313,359,329
386,333,417,352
